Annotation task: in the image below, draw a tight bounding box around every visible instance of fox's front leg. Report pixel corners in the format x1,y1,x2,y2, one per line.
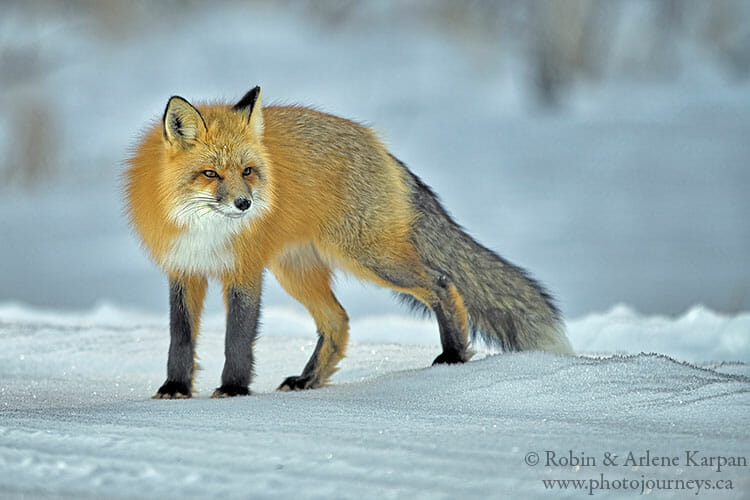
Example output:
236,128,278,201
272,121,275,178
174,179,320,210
154,275,207,399
270,245,349,391
212,277,262,397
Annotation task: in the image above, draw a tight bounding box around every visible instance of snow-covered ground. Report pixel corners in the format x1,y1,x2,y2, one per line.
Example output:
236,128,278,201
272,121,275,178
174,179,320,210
1,303,748,499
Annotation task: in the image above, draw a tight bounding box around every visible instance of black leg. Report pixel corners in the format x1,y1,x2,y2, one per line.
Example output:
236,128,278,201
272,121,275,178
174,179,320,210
154,279,199,399
212,282,262,398
431,274,471,365
432,302,469,364
278,335,326,391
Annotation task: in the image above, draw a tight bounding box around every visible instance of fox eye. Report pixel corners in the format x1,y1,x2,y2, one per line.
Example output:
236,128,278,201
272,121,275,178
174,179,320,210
202,170,219,178
242,166,253,176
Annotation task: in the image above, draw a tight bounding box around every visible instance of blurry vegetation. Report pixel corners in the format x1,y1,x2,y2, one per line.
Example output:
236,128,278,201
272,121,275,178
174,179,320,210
298,0,750,105
1,2,61,190
1,0,748,187
5,94,58,188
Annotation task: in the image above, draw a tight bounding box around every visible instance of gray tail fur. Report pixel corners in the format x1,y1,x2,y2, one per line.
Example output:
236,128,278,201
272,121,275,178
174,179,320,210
395,157,573,354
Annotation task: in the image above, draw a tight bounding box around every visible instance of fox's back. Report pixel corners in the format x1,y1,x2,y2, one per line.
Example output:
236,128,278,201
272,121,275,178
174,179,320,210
260,106,416,256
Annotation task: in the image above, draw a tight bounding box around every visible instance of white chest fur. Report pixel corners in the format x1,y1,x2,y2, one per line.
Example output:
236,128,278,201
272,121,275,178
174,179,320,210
164,226,236,276
162,211,249,276
161,190,268,276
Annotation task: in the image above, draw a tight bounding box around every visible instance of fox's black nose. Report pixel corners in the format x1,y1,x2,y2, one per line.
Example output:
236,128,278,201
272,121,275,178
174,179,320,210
234,197,251,211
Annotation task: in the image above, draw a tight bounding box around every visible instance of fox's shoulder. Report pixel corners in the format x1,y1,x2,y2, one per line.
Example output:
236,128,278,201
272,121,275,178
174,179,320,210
261,105,380,152
263,104,359,123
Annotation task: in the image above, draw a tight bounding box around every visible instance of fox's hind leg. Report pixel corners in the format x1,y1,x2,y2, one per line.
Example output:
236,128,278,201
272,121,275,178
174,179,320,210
270,244,350,391
359,249,472,365
429,274,472,364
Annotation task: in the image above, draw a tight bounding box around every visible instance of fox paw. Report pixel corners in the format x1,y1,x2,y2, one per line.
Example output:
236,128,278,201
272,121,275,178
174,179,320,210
432,350,469,365
211,385,251,398
277,375,319,391
153,381,191,399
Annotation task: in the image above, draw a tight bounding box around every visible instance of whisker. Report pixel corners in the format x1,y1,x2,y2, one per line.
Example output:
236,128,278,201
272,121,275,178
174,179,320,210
174,198,215,212
173,203,215,222
183,205,214,218
170,194,254,225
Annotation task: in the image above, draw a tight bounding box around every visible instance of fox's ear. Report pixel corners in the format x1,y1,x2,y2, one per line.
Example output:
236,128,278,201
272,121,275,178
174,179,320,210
232,86,263,137
163,96,207,149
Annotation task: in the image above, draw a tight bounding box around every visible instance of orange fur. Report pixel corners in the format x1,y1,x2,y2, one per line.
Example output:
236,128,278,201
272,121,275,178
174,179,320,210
125,87,572,396
124,91,433,391
125,104,417,283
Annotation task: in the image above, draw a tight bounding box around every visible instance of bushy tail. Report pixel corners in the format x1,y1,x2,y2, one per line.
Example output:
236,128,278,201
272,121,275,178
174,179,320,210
400,163,573,355
448,229,573,354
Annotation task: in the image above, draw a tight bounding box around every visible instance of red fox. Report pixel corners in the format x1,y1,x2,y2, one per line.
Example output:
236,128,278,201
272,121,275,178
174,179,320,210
124,86,572,398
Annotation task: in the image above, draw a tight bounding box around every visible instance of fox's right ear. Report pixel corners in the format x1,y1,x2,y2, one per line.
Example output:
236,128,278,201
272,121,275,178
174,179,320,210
163,96,207,150
232,86,264,137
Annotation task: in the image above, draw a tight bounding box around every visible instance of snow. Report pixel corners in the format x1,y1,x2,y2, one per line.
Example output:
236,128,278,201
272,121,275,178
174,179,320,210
1,303,749,499
570,304,750,364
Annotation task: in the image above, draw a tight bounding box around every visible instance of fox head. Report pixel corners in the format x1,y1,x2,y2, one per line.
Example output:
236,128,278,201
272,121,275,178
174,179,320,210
159,86,272,229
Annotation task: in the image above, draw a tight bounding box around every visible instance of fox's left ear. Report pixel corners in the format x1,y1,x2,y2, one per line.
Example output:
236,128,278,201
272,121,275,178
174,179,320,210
163,96,207,150
233,86,264,137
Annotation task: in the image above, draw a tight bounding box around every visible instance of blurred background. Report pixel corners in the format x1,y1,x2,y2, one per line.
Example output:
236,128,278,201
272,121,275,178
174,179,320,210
1,0,749,323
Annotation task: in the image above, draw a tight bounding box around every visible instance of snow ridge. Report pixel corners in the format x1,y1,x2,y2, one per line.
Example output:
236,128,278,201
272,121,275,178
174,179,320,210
1,303,749,498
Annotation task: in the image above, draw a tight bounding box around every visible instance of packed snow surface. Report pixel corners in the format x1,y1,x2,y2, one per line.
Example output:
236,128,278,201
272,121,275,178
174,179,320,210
1,303,748,499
